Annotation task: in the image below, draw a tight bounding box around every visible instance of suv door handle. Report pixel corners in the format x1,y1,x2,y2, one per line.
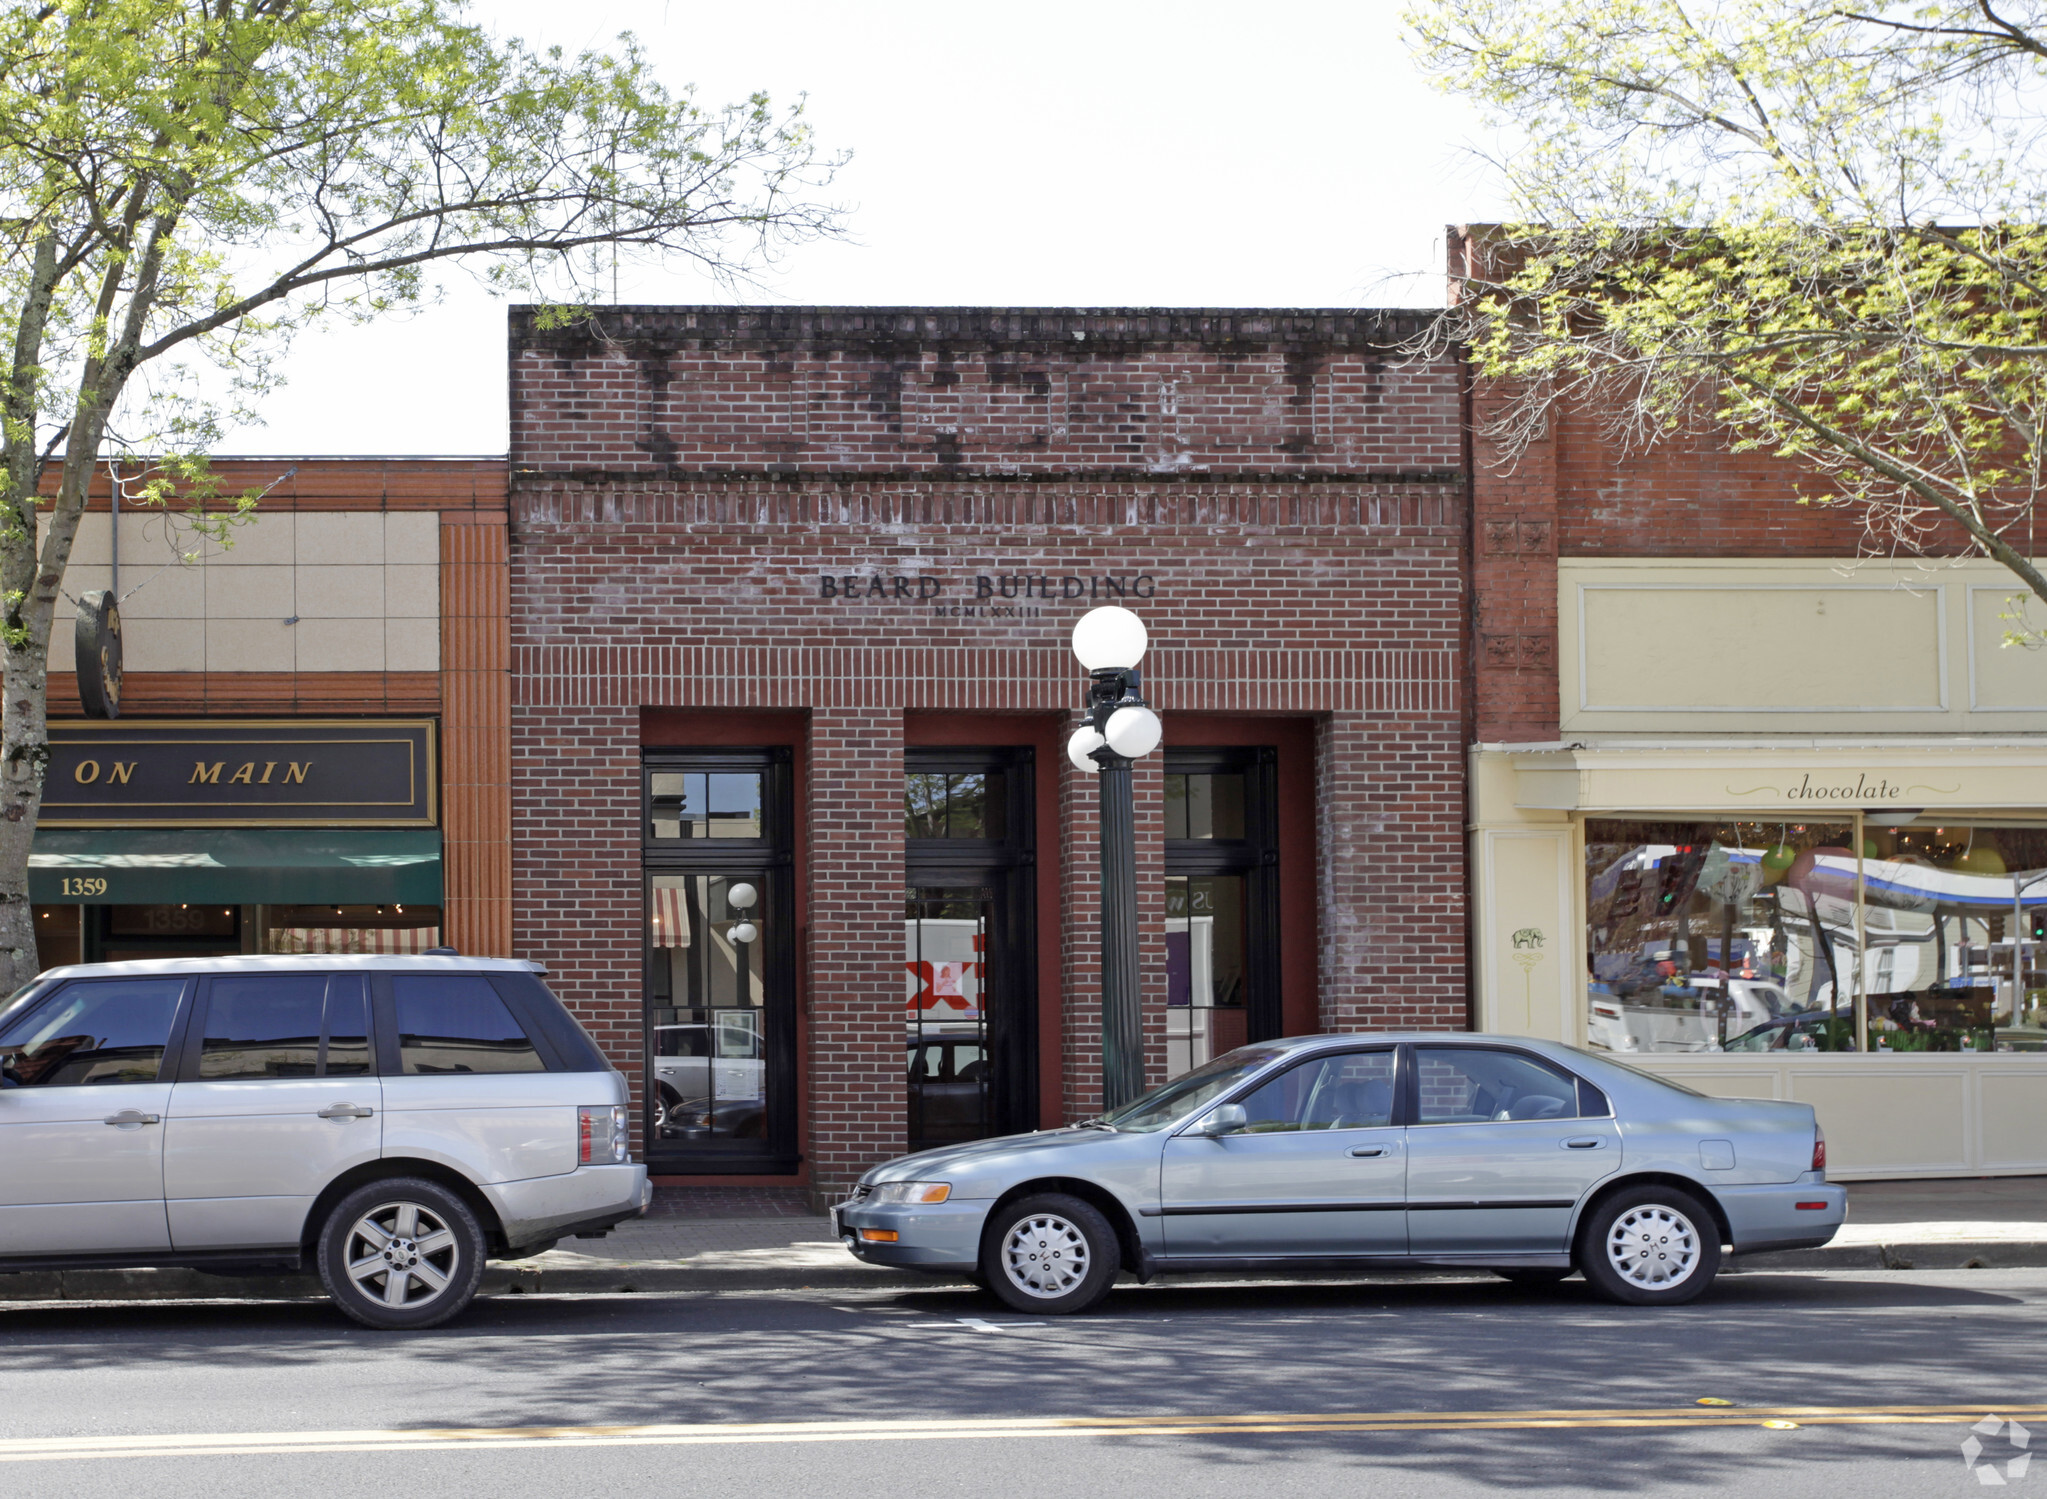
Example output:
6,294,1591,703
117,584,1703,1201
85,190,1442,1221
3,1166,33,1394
1348,1145,1390,1157
318,1103,375,1120
103,1110,160,1128
1564,1137,1604,1149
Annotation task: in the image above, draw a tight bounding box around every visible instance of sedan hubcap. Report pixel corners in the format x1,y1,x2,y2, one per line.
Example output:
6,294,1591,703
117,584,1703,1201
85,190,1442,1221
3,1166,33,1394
1605,1203,1700,1290
1000,1213,1091,1299
344,1201,460,1310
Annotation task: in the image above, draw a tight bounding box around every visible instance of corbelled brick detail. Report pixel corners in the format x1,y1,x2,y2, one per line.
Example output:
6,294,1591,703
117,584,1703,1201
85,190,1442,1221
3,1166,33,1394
509,306,1473,1195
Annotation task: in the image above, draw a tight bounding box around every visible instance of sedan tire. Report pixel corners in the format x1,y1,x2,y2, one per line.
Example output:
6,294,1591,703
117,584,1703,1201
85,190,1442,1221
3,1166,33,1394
1576,1185,1721,1306
316,1177,487,1330
979,1193,1119,1315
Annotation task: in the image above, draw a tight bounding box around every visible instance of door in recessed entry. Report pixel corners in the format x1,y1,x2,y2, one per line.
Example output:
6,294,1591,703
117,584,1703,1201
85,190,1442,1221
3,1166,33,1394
904,751,1035,1155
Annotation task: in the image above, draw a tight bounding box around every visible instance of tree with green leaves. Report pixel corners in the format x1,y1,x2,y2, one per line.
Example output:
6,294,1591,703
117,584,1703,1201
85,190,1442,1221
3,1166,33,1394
0,0,839,988
1406,0,2047,610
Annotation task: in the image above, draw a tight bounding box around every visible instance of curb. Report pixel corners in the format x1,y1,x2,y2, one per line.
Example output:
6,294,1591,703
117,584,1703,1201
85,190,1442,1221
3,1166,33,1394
4,1242,2044,1302
0,1262,958,1303
1731,1241,2047,1272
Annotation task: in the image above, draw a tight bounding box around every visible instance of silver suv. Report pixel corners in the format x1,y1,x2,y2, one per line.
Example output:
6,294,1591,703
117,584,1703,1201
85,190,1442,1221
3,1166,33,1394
0,954,649,1329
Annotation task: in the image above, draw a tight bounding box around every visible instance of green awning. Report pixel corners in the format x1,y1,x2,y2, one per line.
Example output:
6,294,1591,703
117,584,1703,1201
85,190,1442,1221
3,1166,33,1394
29,828,442,905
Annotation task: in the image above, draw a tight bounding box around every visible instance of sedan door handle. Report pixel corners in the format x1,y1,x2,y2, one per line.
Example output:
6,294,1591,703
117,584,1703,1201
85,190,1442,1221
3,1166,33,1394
1348,1145,1390,1158
102,1110,160,1128
1564,1137,1604,1149
318,1103,375,1120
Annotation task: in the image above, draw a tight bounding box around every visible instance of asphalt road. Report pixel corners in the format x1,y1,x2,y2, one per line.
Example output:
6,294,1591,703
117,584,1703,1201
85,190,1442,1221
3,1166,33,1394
1,1267,2042,1497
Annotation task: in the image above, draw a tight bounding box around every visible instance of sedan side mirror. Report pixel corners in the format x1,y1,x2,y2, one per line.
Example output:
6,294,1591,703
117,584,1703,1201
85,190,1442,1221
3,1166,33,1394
1192,1103,1248,1137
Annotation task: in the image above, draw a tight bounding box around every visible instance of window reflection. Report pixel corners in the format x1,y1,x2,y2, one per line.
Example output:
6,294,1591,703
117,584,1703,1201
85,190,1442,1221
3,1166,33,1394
649,773,762,840
1861,824,2047,1052
1586,821,1855,1052
906,885,992,1151
904,772,1006,840
1586,819,2047,1054
648,874,766,1141
1166,874,1247,1075
1165,773,1246,840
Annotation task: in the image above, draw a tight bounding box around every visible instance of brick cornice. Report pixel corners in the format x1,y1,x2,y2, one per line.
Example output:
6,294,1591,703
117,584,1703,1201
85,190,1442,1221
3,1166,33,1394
511,305,1445,356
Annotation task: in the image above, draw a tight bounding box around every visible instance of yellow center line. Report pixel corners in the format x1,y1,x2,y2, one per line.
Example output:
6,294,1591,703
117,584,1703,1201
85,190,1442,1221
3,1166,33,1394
4,1403,2043,1463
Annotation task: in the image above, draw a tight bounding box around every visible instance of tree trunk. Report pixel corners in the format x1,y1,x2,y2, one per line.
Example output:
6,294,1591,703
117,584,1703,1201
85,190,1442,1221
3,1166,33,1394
0,621,49,991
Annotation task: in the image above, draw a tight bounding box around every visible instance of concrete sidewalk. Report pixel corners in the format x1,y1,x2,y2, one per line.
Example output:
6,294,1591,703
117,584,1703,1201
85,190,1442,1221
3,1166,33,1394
5,1178,2044,1303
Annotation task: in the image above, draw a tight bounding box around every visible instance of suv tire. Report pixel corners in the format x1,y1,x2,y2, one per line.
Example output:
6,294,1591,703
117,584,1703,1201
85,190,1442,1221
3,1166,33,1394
316,1177,487,1330
1576,1185,1721,1306
979,1193,1119,1315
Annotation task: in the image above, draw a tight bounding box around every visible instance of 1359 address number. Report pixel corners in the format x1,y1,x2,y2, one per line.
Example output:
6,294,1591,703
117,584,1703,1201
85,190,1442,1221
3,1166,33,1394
58,877,108,897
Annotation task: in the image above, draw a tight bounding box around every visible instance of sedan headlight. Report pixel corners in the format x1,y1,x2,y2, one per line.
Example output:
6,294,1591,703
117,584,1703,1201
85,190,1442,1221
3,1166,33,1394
869,1181,951,1204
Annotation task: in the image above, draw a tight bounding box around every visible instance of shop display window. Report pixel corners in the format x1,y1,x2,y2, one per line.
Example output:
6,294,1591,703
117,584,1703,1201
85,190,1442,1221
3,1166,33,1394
1164,750,1279,1077
903,749,1035,1151
643,748,795,1172
1586,818,2047,1053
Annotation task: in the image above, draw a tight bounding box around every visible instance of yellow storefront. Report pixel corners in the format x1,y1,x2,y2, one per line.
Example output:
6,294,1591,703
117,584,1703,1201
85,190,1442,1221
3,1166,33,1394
1473,558,2047,1179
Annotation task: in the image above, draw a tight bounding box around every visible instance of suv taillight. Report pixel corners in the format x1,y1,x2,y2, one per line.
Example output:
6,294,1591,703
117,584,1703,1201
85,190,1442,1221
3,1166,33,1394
579,1105,628,1165
1811,1125,1827,1173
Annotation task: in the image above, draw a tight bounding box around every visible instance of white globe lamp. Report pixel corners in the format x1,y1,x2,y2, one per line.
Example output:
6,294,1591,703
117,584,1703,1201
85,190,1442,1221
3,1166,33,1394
727,882,757,911
1103,705,1163,758
1071,606,1149,671
1067,725,1106,772
729,921,759,944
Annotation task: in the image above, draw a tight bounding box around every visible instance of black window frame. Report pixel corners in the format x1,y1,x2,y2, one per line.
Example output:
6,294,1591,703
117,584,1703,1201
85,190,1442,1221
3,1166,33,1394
1164,747,1282,1044
642,747,798,1174
904,746,1038,1150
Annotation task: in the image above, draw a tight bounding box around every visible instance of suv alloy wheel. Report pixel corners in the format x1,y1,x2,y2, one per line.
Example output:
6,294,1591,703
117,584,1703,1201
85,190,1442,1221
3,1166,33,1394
316,1176,488,1329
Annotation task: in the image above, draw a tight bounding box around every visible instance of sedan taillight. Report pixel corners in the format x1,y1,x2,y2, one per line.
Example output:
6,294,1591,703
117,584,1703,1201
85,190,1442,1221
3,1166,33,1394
579,1105,628,1165
1811,1125,1827,1173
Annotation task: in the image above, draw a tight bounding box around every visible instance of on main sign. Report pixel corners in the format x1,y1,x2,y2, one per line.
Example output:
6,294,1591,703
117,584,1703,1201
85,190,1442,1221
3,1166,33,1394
43,720,437,827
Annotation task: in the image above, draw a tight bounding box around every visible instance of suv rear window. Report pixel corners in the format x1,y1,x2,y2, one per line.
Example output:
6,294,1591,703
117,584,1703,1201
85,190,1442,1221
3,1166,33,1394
392,974,544,1075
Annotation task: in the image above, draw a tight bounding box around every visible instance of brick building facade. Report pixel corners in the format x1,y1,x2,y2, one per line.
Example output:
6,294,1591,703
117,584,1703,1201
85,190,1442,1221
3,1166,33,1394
506,307,1473,1198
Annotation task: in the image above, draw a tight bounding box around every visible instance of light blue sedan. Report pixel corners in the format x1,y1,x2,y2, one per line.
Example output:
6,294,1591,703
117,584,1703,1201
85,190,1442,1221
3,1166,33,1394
834,1033,1844,1313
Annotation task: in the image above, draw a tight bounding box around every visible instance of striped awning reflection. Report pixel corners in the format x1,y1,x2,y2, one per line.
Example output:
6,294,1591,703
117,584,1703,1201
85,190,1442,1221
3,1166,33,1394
272,926,443,955
651,882,692,949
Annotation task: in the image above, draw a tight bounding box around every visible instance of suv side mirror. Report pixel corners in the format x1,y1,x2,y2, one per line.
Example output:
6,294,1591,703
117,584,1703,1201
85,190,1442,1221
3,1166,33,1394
1192,1102,1247,1137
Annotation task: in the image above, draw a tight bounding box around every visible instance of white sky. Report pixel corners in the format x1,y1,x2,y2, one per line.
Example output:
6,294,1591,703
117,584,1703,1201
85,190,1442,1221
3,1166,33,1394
212,0,1505,456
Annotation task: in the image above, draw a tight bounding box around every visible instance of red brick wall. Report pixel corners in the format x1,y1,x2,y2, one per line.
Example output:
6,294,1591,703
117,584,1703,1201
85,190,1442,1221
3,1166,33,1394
509,306,1473,1196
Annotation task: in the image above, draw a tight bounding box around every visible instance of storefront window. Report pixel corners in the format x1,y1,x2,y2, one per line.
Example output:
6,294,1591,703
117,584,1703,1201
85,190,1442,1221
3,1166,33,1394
1587,820,1855,1053
648,873,767,1142
648,771,763,840
1586,818,2047,1054
1165,771,1246,840
905,771,1007,840
1861,823,2047,1052
1164,750,1278,1076
643,748,793,1170
905,885,991,1151
903,750,1035,1149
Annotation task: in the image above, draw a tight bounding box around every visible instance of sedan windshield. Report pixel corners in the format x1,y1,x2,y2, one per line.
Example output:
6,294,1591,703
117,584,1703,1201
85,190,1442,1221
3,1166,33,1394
1096,1047,1287,1132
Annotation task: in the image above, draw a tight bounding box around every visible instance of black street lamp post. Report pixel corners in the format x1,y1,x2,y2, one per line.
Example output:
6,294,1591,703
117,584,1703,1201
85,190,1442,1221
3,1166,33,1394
1068,607,1163,1112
